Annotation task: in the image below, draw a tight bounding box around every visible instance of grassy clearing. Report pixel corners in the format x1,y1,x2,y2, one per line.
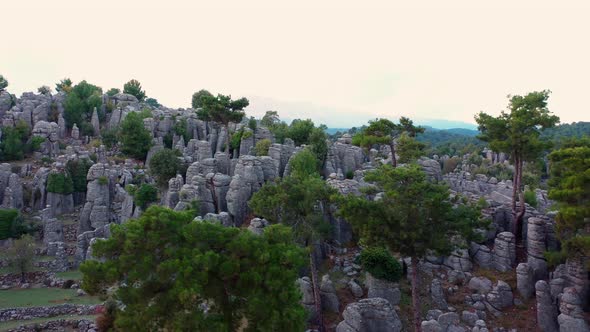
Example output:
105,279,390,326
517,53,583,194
0,314,97,331
55,270,83,281
0,288,101,309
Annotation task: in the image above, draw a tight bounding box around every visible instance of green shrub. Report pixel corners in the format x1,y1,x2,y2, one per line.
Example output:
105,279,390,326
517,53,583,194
0,209,19,240
46,173,74,194
248,117,257,131
524,190,538,207
101,128,119,149
29,136,45,151
230,130,243,150
360,247,402,282
98,176,108,185
345,170,354,179
66,159,93,192
254,139,271,156
149,149,182,187
0,75,8,91
123,79,146,101
120,112,153,160
134,184,158,209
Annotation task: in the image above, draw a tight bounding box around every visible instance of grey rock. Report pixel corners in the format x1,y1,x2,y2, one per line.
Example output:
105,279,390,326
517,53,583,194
320,274,339,313
516,263,534,300
421,320,443,332
468,277,493,294
336,298,402,332
461,310,479,327
431,278,448,310
349,279,364,298
492,232,515,272
366,272,401,306
438,312,460,330
526,217,548,280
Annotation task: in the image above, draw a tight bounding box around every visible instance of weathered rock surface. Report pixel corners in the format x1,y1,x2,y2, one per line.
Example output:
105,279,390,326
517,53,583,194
336,298,402,332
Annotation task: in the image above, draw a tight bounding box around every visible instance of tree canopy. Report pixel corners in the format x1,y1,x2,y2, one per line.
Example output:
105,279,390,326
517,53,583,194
0,75,8,91
119,111,153,160
149,148,183,187
337,164,483,331
81,206,306,331
192,89,214,110
63,80,103,133
123,79,146,101
475,90,559,233
547,137,590,269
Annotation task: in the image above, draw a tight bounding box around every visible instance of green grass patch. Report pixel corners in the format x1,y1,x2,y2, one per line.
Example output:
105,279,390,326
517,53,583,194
0,288,101,309
0,314,97,331
55,270,83,281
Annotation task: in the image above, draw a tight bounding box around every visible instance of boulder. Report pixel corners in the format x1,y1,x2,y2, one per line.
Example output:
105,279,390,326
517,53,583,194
366,273,401,306
336,298,402,332
492,232,515,272
516,263,535,300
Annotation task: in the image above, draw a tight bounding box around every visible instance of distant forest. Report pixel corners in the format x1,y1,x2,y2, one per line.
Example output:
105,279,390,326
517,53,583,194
413,121,590,157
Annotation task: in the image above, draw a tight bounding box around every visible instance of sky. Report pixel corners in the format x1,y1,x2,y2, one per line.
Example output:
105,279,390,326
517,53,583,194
2,0,589,128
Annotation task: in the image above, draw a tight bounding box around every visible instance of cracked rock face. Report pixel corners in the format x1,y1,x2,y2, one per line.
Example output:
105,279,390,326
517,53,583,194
492,232,515,272
526,217,548,280
336,297,402,332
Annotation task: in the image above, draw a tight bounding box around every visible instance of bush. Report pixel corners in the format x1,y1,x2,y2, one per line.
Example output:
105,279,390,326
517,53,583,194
230,129,243,150
63,80,102,129
30,136,45,151
0,121,29,161
134,184,158,209
442,157,461,174
360,247,402,282
248,116,257,131
0,75,8,90
106,88,120,97
345,170,354,179
524,190,538,207
66,159,93,193
46,173,74,194
120,112,153,160
101,128,119,149
98,176,108,185
149,149,182,187
255,139,271,156
0,209,20,240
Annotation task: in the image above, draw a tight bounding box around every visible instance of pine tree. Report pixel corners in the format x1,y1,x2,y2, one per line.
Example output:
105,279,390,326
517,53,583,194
338,164,484,332
475,90,559,236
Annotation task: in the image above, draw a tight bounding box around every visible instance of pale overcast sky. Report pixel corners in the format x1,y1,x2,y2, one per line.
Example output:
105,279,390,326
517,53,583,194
2,0,589,127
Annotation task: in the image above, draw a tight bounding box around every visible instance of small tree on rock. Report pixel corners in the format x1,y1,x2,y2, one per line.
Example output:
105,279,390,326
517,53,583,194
119,111,153,160
475,90,559,235
337,164,484,332
149,148,183,187
0,75,8,91
7,234,36,282
123,79,146,101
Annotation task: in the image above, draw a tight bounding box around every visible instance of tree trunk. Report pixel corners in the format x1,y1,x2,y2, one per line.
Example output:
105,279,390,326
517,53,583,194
411,257,422,332
21,271,25,283
511,154,518,217
309,249,324,332
390,142,397,167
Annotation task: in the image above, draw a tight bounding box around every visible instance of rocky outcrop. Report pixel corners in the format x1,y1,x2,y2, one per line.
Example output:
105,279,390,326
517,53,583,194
226,156,265,226
430,278,448,310
516,263,535,300
492,232,515,272
443,248,473,272
336,298,402,332
365,273,401,306
526,217,548,280
557,287,590,332
75,224,111,265
418,157,442,182
320,274,340,313
536,280,559,332
324,141,365,178
79,163,111,232
0,165,23,209
296,277,317,323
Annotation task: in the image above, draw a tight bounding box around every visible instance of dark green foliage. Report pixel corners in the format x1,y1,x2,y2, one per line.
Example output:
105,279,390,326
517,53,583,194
101,128,119,149
0,209,20,240
0,121,29,161
106,88,120,97
476,90,559,229
191,89,214,109
173,118,190,142
80,206,306,331
360,247,402,282
55,78,72,93
250,150,336,243
416,127,484,157
163,133,173,149
46,172,74,194
269,121,289,144
345,170,354,179
309,126,329,170
98,176,108,185
6,234,35,282
123,79,146,101
66,159,93,193
396,132,425,164
145,98,160,108
547,137,590,269
63,80,103,129
30,136,45,151
248,116,257,131
524,190,537,207
200,93,248,156
0,75,8,90
37,86,51,95
338,164,485,259
287,119,315,146
149,149,182,187
230,129,243,150
541,121,590,145
120,112,153,160
133,184,158,209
